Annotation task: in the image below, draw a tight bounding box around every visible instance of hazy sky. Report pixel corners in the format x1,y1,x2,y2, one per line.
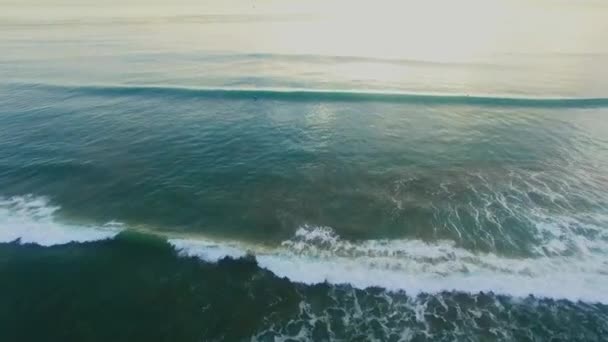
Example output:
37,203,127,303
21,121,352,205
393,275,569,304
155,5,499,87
3,0,607,59
2,0,607,96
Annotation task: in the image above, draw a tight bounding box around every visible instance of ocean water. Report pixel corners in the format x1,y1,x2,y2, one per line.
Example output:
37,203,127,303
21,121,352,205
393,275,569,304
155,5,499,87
2,1,608,341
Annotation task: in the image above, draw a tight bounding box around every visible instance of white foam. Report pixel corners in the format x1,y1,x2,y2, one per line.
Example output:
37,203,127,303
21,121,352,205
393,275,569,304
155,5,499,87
2,195,608,303
169,238,248,261
171,225,608,304
0,195,120,246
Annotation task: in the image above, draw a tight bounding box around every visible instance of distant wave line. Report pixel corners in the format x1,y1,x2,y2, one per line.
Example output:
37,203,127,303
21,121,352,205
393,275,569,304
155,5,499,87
19,83,608,108
216,52,507,69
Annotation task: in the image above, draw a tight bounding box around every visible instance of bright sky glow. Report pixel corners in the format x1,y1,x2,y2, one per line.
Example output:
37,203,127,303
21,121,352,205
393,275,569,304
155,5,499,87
1,0,607,96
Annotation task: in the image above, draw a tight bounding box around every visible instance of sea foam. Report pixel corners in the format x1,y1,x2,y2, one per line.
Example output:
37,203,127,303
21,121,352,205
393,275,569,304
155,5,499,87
170,224,608,303
0,195,120,246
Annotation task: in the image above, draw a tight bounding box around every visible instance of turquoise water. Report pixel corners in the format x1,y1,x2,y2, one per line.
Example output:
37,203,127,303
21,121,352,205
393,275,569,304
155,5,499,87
2,1,608,341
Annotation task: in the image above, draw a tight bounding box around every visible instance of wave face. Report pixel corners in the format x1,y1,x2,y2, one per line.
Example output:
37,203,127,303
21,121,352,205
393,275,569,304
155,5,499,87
13,83,608,108
2,196,608,341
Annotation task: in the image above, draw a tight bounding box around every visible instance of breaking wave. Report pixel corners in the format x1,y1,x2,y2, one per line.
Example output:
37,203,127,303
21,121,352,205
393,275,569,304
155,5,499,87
2,195,608,303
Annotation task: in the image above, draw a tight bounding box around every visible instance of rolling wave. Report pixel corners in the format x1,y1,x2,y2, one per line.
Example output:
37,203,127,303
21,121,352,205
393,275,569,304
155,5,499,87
16,83,608,108
2,195,608,304
173,225,608,304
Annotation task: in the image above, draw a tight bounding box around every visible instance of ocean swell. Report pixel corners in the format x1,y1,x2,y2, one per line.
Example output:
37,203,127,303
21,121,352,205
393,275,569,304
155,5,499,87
13,83,608,108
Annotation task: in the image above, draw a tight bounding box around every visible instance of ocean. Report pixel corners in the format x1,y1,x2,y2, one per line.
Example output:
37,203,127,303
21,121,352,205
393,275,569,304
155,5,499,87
1,1,608,341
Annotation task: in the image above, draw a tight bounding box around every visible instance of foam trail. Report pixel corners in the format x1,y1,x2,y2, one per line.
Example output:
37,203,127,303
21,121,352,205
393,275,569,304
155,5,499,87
0,195,120,246
15,83,608,108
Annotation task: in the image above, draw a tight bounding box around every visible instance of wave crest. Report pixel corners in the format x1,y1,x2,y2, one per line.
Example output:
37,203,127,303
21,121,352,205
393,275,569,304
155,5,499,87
2,195,608,303
14,83,608,108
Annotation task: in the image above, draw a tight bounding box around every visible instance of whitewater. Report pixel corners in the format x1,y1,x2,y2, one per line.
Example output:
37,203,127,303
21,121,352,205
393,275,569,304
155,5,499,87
3,195,607,304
